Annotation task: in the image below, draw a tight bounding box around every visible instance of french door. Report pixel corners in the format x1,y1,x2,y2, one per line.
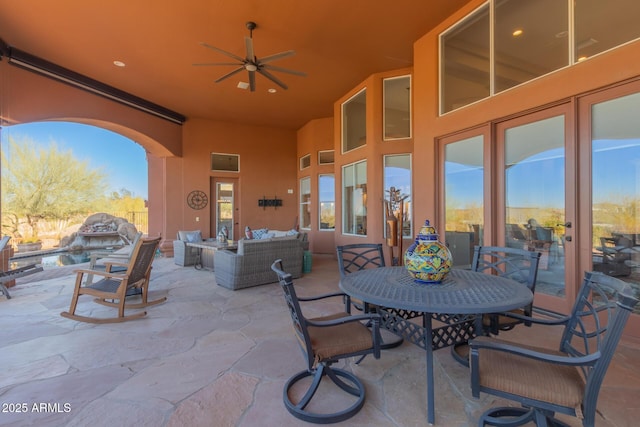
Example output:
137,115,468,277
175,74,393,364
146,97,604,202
495,104,576,313
441,81,640,335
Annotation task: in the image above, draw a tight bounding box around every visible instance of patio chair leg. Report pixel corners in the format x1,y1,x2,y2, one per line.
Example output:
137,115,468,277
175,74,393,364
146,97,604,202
283,364,366,424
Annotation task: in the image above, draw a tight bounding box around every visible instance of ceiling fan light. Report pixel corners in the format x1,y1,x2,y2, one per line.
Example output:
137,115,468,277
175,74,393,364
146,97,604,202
245,64,258,72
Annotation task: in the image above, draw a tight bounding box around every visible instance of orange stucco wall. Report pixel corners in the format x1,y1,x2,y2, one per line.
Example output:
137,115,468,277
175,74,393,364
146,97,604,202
297,117,334,254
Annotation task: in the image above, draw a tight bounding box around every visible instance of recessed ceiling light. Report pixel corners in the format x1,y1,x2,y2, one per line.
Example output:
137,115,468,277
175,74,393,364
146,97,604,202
113,60,126,67
268,88,277,93
237,81,250,90
512,29,524,37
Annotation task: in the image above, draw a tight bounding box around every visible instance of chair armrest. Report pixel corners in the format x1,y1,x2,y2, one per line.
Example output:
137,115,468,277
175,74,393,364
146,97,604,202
297,291,349,302
74,268,126,281
306,312,380,328
469,336,600,366
489,310,571,327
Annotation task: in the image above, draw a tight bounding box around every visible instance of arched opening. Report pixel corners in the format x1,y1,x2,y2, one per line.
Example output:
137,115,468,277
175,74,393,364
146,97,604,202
1,121,149,252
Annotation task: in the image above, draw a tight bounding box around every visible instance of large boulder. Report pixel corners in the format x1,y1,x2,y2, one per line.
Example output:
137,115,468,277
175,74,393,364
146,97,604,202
61,213,140,249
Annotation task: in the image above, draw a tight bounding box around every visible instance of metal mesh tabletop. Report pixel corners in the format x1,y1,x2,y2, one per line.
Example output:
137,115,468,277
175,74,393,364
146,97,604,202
339,267,532,314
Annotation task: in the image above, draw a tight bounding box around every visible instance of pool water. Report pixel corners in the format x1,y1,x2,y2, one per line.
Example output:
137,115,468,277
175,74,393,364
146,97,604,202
10,249,116,270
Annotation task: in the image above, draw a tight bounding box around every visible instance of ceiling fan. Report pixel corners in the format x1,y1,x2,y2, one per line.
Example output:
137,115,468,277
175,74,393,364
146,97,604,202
194,21,306,92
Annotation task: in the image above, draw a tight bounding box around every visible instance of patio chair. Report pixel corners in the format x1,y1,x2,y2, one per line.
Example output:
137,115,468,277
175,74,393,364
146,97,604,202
336,243,404,349
85,231,143,285
60,236,165,323
472,246,542,335
271,259,381,424
451,246,541,365
470,271,639,427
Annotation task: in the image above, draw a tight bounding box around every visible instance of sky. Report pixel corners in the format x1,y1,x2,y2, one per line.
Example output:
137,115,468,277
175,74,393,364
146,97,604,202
1,121,148,199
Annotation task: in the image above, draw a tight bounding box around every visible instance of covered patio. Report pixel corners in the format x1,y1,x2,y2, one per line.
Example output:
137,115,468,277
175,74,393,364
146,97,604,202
1,256,638,426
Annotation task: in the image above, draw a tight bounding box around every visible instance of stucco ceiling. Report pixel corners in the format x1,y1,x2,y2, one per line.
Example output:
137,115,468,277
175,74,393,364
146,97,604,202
0,0,469,129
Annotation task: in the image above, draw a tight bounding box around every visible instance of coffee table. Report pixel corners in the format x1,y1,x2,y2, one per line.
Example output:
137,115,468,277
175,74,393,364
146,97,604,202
186,240,237,271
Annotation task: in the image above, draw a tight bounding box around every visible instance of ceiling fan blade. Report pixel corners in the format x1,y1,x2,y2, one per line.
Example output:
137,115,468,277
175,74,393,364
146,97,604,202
262,64,307,77
259,50,296,64
214,66,245,83
199,42,245,63
193,62,243,67
248,70,256,92
244,36,255,61
257,68,288,90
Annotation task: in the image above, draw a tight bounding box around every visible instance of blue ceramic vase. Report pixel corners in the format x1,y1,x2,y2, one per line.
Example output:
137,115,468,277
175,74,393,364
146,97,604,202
404,220,453,284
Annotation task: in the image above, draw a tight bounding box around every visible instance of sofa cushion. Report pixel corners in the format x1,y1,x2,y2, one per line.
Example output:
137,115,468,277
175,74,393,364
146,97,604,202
252,228,269,240
178,230,202,241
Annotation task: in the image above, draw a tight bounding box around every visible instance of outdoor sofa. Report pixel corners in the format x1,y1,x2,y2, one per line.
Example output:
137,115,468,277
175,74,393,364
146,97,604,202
214,234,305,290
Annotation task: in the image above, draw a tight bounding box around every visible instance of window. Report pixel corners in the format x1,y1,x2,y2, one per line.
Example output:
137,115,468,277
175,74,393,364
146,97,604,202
494,0,568,93
341,89,367,153
383,154,412,238
342,161,367,235
319,174,335,230
300,177,311,230
440,0,640,114
300,154,311,170
318,150,334,165
444,135,484,266
211,153,239,172
384,76,411,140
440,3,490,114
575,0,640,62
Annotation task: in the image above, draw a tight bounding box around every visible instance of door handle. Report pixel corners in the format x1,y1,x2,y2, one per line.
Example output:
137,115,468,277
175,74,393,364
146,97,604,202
557,222,572,228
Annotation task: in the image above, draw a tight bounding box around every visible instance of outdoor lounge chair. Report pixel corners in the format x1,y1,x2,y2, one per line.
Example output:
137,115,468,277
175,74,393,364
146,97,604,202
271,259,381,424
470,271,639,427
0,235,44,299
60,236,165,323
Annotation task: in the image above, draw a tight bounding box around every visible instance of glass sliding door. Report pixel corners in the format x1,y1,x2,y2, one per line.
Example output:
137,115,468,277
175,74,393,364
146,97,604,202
497,104,574,310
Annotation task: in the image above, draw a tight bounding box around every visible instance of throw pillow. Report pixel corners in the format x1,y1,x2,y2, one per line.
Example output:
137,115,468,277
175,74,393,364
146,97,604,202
185,231,202,242
286,229,299,237
244,226,253,240
261,232,275,239
252,228,269,240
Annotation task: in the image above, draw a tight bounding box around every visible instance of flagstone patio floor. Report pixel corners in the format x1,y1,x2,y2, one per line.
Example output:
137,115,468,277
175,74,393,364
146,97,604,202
1,254,638,426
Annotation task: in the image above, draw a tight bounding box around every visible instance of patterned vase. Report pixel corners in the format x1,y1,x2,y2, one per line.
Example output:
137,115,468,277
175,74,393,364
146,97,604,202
404,219,453,284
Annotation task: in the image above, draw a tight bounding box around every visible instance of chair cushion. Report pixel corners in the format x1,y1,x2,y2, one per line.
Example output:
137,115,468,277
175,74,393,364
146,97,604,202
307,313,373,363
476,339,586,414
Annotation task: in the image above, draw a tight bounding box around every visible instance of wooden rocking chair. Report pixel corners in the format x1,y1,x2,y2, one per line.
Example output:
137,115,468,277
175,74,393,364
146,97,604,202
60,236,165,323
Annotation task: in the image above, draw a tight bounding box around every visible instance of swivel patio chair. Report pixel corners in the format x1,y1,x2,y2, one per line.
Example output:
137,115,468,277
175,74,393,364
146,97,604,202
60,236,165,323
271,259,381,424
451,246,541,365
470,271,639,427
336,243,404,349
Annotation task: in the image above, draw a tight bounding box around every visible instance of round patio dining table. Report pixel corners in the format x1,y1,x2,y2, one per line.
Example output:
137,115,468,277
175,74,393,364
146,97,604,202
339,267,533,425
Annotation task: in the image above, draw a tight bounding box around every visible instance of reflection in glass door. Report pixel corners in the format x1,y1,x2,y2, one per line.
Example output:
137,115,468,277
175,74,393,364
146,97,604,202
212,179,237,240
590,91,640,307
502,115,567,299
444,135,484,268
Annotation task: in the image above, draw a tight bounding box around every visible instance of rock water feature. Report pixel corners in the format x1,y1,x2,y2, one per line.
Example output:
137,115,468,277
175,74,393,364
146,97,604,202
61,213,139,250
